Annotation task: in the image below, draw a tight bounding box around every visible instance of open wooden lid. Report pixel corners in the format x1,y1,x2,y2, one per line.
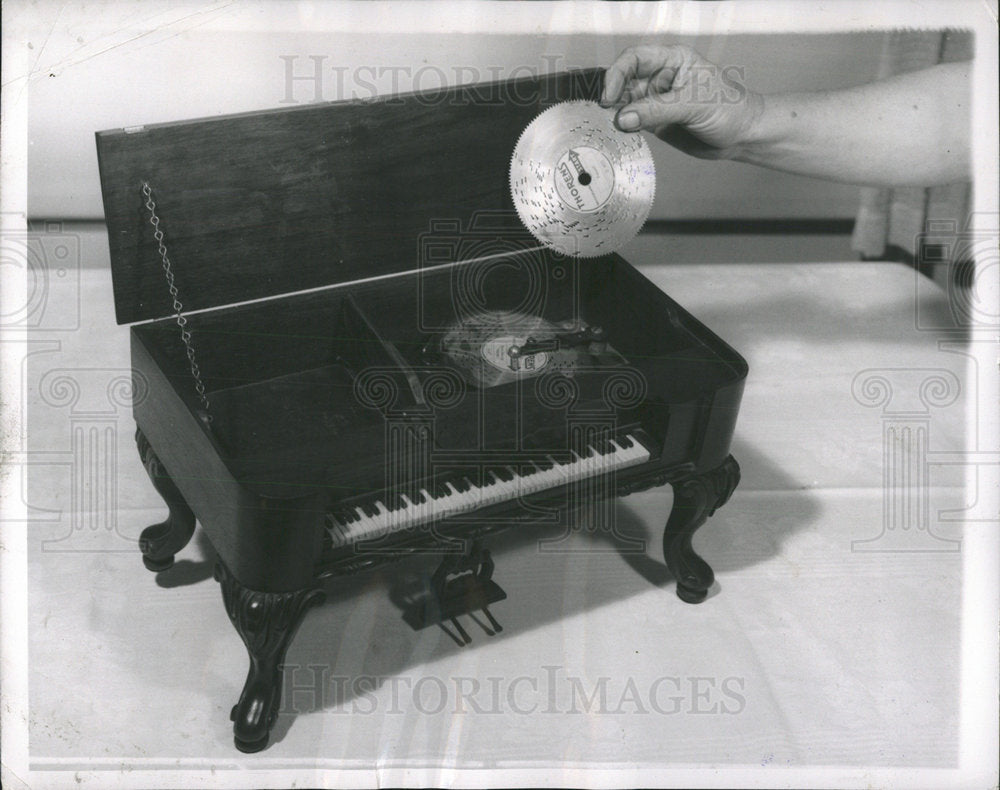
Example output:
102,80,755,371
96,68,603,325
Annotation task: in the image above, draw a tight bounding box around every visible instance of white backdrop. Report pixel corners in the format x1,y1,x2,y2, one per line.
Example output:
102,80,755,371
20,1,885,220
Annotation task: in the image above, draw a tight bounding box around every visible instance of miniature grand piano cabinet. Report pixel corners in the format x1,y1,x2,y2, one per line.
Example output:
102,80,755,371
97,68,747,752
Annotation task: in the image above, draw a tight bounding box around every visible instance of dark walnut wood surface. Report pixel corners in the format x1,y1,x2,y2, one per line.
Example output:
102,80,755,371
97,69,603,325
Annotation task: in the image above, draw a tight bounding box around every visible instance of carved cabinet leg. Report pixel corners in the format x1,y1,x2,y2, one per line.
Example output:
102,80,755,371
663,455,740,604
214,560,325,753
136,428,196,571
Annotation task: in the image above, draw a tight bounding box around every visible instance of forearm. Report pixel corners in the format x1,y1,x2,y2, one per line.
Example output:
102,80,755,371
734,62,972,187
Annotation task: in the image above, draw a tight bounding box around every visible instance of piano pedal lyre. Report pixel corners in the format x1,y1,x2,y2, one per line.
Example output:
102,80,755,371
403,539,507,646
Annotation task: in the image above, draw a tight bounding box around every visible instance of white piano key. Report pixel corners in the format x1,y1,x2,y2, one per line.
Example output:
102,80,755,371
543,456,568,485
529,460,553,490
380,501,404,531
417,489,433,523
399,493,417,518
353,507,377,537
490,470,515,500
326,433,655,547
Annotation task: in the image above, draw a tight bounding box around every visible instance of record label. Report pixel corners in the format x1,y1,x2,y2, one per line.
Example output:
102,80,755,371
553,147,615,213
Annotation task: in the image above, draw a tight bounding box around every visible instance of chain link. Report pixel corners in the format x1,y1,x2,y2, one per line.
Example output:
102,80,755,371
141,182,212,419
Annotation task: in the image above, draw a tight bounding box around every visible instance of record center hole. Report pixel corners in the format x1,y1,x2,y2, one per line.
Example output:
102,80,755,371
577,171,592,186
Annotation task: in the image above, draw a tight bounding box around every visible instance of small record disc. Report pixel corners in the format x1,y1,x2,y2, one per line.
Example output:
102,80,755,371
434,310,627,389
510,100,656,257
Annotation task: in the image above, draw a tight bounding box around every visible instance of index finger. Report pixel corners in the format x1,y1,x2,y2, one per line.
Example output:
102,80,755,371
601,44,691,107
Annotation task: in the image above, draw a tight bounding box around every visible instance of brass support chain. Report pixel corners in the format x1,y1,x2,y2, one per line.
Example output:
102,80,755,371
141,182,212,420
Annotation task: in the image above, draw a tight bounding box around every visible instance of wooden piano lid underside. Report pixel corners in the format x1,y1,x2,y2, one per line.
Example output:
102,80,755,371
96,69,603,325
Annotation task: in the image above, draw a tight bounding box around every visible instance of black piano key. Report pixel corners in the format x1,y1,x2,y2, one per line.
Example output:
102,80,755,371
493,466,515,482
550,449,573,465
326,431,650,527
408,488,428,504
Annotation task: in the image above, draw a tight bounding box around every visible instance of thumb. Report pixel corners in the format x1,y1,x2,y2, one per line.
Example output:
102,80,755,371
614,92,700,134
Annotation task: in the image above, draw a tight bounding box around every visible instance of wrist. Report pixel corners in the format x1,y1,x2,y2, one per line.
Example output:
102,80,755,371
730,90,774,164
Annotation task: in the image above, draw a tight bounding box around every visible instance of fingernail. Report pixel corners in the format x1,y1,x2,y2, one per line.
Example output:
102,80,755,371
616,111,639,131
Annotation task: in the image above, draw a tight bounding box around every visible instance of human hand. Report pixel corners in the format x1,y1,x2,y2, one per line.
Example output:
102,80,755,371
601,44,763,160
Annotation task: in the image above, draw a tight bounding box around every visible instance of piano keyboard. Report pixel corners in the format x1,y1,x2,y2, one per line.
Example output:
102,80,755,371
325,433,651,548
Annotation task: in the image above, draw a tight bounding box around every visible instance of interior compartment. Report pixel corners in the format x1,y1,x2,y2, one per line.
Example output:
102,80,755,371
345,249,745,455
350,250,742,405
134,247,745,469
134,290,418,460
